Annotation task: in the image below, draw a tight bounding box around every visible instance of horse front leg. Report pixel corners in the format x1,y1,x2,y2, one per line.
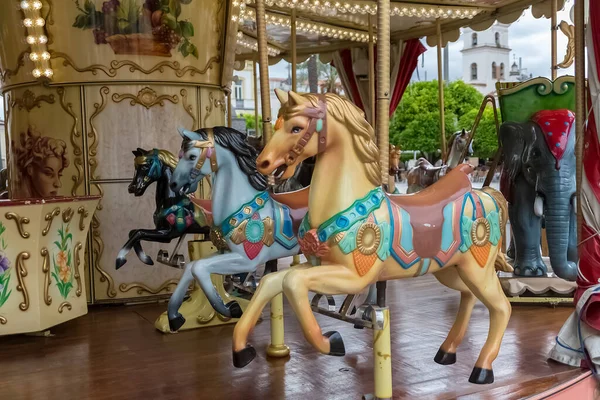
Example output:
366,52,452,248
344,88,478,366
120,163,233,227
133,242,154,265
167,263,196,331
115,228,175,269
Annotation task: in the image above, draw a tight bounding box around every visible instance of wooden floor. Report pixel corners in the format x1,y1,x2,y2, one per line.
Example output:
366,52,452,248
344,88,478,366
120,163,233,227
0,275,585,400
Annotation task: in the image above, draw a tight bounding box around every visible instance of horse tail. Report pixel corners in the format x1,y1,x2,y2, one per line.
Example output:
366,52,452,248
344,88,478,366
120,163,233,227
481,186,514,273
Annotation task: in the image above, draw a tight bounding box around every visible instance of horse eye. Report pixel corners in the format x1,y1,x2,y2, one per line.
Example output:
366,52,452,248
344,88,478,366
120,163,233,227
291,126,303,134
189,155,197,161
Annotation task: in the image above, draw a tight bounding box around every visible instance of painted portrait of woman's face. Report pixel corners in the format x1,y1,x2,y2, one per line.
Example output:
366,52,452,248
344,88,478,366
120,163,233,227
13,126,69,199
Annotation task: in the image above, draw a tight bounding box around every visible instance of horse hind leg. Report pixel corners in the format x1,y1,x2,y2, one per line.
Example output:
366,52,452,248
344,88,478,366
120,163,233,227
432,267,476,365
456,251,511,384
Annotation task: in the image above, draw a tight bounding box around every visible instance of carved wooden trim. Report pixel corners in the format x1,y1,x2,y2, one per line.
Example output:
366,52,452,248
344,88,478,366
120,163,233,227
10,89,55,112
111,87,178,109
41,247,52,306
16,252,30,311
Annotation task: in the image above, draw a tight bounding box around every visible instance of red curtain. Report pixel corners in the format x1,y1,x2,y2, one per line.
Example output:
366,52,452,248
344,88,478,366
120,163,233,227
336,49,365,112
388,39,426,116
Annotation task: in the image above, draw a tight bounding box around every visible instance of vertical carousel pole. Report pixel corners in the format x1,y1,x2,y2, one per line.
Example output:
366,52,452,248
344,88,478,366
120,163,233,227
373,0,392,399
436,19,447,164
368,14,376,126
574,0,585,238
551,0,558,80
227,92,233,127
253,60,259,136
255,0,290,358
290,9,301,267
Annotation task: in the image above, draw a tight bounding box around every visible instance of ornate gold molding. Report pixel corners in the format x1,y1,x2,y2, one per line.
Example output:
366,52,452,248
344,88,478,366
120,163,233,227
42,207,60,236
58,302,72,313
10,89,55,112
112,87,178,109
88,86,109,194
57,87,84,196
74,242,83,297
91,214,116,298
16,252,30,311
215,0,225,54
50,53,219,78
0,316,6,324
0,51,27,83
62,208,74,223
180,89,198,130
77,206,89,231
41,247,52,306
44,0,55,45
204,91,226,126
119,279,179,295
557,21,575,69
5,213,30,239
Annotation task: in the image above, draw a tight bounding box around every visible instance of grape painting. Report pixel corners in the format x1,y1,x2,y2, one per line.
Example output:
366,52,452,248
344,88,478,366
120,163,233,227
72,0,198,58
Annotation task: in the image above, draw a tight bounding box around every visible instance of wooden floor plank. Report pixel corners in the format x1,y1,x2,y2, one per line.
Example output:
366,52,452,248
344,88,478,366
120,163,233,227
0,275,584,400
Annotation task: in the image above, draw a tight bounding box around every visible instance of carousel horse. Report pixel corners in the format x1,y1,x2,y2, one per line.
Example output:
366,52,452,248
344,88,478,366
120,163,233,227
166,126,308,331
115,148,210,269
406,129,474,193
232,90,513,385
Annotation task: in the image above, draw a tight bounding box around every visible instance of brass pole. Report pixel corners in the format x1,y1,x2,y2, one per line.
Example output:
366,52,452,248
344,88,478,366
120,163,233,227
368,14,376,127
574,0,585,239
291,9,297,91
253,60,260,137
437,19,447,164
255,0,273,144
377,0,390,188
551,0,558,80
227,92,232,127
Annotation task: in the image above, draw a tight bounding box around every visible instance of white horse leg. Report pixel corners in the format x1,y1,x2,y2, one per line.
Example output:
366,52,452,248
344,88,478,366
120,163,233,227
191,252,256,318
167,262,195,331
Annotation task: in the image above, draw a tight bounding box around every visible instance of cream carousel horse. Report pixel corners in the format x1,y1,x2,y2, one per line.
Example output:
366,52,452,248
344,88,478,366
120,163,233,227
232,90,513,384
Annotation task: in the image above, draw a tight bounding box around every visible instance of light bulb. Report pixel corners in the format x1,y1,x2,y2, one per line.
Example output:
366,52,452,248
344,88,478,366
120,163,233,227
29,52,39,61
32,68,42,77
26,35,36,44
32,0,42,10
20,1,30,10
41,51,50,60
44,69,53,77
35,18,45,26
38,35,47,43
23,18,33,27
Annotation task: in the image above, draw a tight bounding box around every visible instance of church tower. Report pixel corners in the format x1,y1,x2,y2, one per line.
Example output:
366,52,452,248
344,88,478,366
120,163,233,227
461,23,512,95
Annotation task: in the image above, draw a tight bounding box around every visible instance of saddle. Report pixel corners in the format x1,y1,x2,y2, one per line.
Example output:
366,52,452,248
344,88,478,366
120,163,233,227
270,186,310,234
387,164,473,258
188,196,214,225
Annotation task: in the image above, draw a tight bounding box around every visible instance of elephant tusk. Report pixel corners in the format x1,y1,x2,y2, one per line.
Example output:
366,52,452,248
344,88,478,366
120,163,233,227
572,196,577,214
534,196,544,217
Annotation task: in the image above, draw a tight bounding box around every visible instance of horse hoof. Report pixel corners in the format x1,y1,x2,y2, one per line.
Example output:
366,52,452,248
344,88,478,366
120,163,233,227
324,331,345,356
115,258,126,270
140,256,154,266
168,314,186,332
434,349,456,365
233,345,256,368
227,301,243,319
468,367,494,384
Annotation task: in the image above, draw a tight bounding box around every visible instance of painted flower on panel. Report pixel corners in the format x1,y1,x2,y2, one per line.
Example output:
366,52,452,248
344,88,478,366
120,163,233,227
52,223,74,299
0,222,12,308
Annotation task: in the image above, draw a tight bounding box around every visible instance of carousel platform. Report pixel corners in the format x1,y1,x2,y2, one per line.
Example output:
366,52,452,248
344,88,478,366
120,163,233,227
0,274,590,400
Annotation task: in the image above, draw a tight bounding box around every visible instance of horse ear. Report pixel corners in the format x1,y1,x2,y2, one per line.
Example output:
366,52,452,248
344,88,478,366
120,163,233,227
275,88,288,104
288,91,305,106
178,127,197,141
461,128,466,136
132,148,142,157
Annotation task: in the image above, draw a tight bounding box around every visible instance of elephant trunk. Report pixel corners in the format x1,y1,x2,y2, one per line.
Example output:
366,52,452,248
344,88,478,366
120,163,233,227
544,193,577,281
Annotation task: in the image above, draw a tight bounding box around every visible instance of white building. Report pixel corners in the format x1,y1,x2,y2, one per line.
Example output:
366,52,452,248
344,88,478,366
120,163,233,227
461,23,530,95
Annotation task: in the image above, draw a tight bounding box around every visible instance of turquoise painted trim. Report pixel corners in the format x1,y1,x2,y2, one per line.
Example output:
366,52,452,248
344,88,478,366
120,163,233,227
377,221,391,261
488,211,501,245
220,191,270,237
338,223,361,254
400,208,413,252
299,214,311,239
440,203,454,252
418,259,431,276
459,216,473,253
273,202,298,250
316,119,323,132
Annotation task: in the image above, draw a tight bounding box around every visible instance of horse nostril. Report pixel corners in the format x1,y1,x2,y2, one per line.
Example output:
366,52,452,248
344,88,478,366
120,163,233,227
169,182,177,190
259,160,270,170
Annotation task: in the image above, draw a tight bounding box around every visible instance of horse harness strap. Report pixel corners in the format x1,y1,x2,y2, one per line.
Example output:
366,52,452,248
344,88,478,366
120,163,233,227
285,95,327,166
191,128,218,179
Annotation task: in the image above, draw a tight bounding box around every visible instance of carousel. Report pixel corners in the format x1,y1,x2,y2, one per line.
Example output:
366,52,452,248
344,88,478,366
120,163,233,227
0,0,598,399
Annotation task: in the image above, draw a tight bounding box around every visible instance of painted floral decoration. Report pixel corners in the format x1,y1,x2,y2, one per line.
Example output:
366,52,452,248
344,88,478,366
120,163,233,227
52,223,74,299
0,222,11,308
72,0,198,58
299,229,330,258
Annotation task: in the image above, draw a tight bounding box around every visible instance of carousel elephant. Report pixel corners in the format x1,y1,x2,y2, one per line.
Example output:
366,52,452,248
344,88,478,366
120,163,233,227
499,109,577,281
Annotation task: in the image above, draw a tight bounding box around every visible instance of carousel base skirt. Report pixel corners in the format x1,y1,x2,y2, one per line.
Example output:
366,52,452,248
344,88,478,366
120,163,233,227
0,274,587,400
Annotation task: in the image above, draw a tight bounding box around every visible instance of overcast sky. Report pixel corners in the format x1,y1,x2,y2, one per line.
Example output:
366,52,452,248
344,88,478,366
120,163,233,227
268,0,575,81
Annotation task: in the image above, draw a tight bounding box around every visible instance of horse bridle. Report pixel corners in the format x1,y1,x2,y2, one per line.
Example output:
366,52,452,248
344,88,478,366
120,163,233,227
189,128,218,180
284,94,328,166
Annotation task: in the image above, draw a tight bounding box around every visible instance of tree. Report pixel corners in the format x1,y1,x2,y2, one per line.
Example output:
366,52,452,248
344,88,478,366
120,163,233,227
307,55,319,93
458,107,499,159
446,80,484,117
296,56,340,93
239,113,262,133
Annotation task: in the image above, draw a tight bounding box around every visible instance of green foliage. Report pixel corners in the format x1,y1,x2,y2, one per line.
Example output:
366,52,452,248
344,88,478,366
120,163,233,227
240,113,262,132
458,107,499,159
390,80,498,159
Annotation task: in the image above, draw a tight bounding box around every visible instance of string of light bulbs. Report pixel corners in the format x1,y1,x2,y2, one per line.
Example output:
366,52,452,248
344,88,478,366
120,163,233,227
20,0,53,78
236,31,282,56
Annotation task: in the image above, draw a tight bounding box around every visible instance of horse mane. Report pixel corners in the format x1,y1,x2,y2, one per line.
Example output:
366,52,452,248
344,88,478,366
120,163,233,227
134,149,178,170
279,93,381,186
184,126,268,191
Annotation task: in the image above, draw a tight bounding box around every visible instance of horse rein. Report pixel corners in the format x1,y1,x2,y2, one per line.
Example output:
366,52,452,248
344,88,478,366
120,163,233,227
285,94,328,166
189,128,218,180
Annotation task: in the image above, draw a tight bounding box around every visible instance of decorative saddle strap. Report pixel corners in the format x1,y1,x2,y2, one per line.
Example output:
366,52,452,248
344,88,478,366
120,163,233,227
219,191,270,237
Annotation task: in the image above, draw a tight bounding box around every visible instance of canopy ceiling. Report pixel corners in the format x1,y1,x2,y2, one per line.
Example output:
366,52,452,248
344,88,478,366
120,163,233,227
231,0,563,66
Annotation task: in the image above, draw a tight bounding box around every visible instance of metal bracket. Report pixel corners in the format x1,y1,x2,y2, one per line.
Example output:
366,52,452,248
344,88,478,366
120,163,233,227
157,234,187,269
367,305,386,331
311,293,337,311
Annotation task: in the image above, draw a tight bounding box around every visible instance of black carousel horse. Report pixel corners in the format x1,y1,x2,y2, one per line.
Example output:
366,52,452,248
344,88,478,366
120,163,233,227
115,148,210,270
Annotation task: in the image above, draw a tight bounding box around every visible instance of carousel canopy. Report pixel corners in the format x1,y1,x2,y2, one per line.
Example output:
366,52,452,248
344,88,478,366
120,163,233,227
232,0,562,65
